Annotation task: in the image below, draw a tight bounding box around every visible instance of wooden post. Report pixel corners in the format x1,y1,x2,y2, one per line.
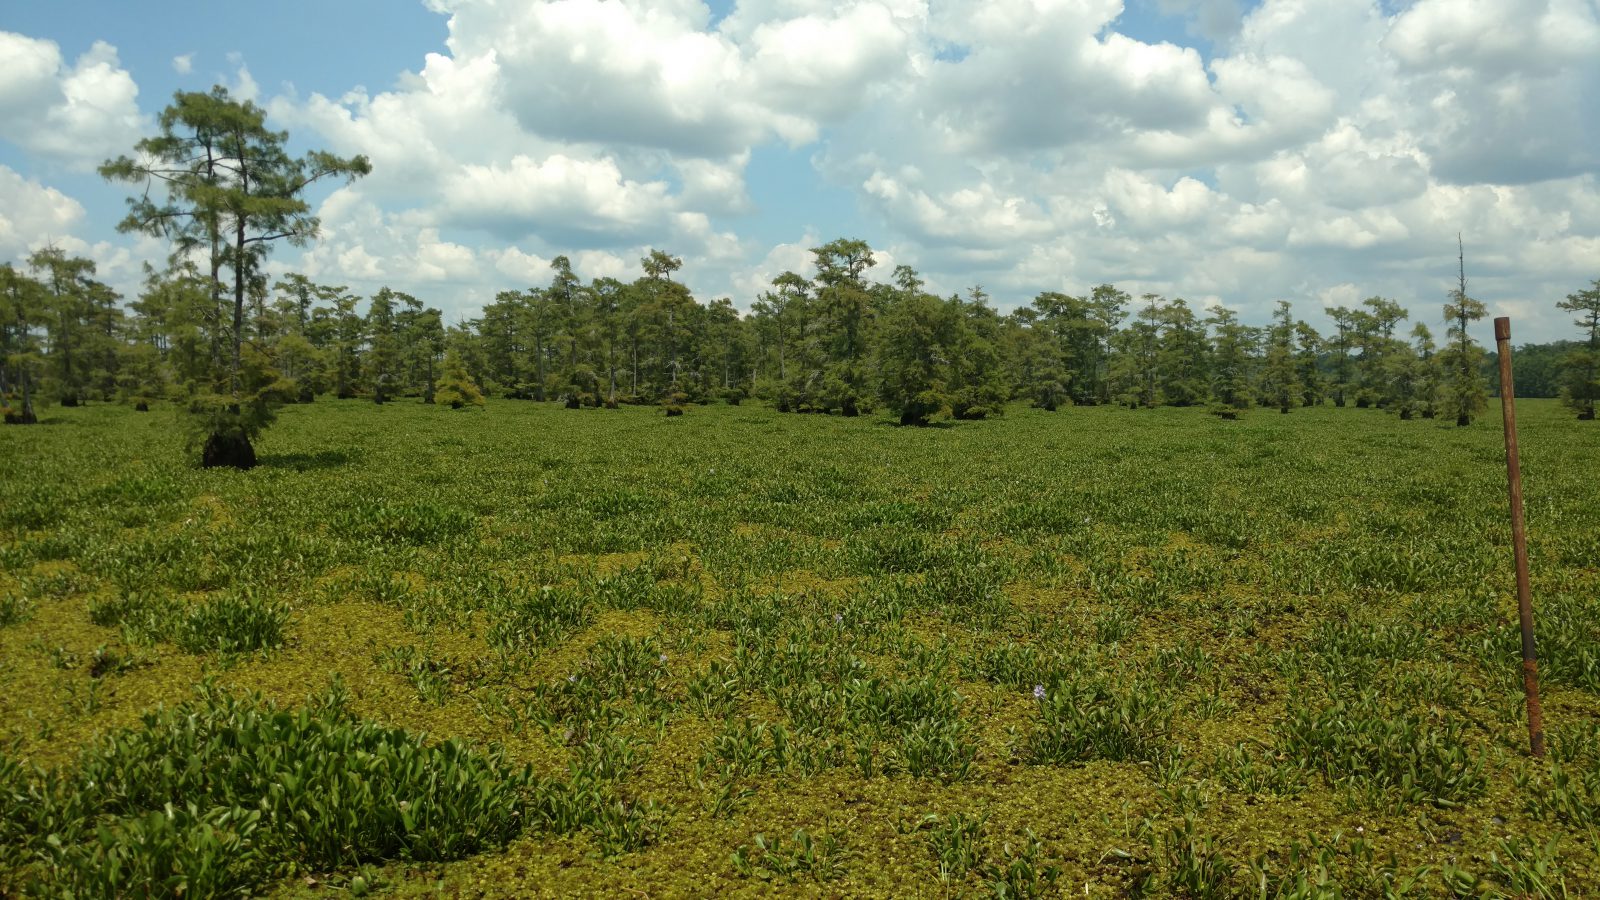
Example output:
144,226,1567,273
1495,316,1545,758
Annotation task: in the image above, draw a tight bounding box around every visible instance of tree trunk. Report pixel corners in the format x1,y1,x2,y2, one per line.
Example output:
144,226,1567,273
534,333,546,400
668,308,677,389
7,370,37,424
232,189,247,405
202,432,256,469
1456,413,1470,426
607,340,617,403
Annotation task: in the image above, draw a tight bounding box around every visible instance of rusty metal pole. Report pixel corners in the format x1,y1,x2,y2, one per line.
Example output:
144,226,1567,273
1495,316,1545,758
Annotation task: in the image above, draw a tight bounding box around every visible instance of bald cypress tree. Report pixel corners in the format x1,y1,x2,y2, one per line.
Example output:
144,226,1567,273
1557,279,1600,420
101,86,369,468
1440,237,1487,427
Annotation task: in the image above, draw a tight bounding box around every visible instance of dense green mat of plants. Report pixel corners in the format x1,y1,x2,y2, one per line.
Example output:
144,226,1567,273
1,400,1598,897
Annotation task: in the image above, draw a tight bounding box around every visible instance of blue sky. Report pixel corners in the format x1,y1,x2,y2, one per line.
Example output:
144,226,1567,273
2,0,1597,342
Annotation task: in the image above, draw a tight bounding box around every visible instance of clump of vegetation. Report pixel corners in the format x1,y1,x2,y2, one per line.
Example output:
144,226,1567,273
1275,691,1485,806
0,592,31,628
1026,675,1174,765
0,682,535,895
731,828,854,883
435,348,484,409
172,591,290,654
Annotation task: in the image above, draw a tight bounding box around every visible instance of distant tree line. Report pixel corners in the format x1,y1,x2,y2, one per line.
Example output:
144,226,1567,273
3,81,1598,468
5,238,1597,435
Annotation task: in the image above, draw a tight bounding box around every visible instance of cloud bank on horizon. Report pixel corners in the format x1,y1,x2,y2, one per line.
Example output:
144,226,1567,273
1,0,1597,340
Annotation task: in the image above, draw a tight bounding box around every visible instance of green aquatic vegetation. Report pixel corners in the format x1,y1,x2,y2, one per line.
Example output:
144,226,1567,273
331,499,475,546
1157,813,1236,899
731,827,854,883
373,644,455,705
1275,692,1485,807
485,584,592,651
2,400,1598,896
924,811,989,884
1026,675,1175,765
1518,720,1600,828
983,830,1060,899
171,591,289,654
1211,741,1310,798
0,682,539,894
0,591,32,628
1487,836,1570,900
1246,831,1432,898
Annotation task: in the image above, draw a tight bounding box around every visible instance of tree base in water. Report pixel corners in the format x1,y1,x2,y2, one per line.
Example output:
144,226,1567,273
202,433,257,470
3,410,38,425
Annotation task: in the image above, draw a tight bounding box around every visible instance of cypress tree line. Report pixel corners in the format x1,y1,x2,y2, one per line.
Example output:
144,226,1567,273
3,235,1595,443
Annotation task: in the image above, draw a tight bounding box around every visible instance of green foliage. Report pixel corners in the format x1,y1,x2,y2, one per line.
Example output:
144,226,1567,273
333,499,475,546
925,812,989,884
0,591,32,628
1555,280,1600,418
100,85,369,462
435,347,485,408
731,828,854,883
983,831,1061,899
1519,720,1600,828
3,399,1599,895
3,682,538,894
1275,692,1485,806
172,591,289,654
1026,676,1173,765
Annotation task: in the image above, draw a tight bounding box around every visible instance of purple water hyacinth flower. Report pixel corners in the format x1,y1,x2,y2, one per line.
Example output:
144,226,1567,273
659,653,668,664
1033,684,1046,700
833,613,844,625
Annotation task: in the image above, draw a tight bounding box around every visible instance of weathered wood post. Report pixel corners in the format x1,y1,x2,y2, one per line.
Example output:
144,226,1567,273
1495,316,1545,758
